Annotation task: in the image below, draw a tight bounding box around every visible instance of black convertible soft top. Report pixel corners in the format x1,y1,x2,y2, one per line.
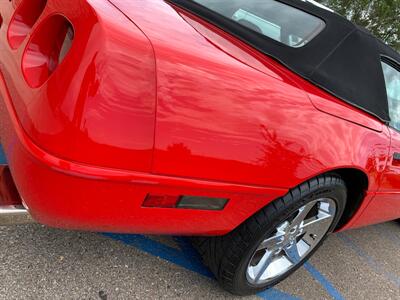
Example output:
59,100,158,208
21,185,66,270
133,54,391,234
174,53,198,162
169,0,400,122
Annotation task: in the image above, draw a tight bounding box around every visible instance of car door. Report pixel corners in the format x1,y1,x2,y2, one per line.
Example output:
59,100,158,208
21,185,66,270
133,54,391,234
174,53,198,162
373,59,400,222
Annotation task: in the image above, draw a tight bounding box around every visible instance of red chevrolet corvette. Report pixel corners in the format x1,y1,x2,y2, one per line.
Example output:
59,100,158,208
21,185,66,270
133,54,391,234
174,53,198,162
1,0,400,295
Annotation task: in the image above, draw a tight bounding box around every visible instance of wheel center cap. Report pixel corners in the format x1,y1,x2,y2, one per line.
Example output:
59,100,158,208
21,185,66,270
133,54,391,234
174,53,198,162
281,232,297,248
282,226,299,246
286,226,298,237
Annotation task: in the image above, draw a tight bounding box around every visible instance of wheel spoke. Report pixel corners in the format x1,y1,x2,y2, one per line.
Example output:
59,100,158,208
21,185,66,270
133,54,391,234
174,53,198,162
253,251,275,283
284,243,302,264
301,213,333,238
257,233,285,251
290,201,316,229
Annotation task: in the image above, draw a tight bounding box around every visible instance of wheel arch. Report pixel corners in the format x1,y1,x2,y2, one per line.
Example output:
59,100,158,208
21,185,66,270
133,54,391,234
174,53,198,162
327,168,369,229
230,167,370,235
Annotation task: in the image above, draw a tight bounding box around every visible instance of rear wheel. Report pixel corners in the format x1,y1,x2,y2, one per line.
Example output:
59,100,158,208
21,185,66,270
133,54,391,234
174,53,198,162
192,175,347,295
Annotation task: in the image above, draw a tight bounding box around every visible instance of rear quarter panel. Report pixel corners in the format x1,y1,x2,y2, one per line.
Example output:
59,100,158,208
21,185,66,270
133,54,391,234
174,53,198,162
111,0,390,191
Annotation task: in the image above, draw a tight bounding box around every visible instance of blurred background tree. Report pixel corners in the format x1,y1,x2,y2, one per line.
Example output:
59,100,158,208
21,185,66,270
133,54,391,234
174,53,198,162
318,0,400,51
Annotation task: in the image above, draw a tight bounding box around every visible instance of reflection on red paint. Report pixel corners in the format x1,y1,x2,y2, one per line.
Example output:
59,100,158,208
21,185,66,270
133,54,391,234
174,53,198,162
0,0,397,234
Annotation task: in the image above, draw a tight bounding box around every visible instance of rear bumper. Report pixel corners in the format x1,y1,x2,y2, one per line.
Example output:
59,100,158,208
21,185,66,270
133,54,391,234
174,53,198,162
0,73,287,235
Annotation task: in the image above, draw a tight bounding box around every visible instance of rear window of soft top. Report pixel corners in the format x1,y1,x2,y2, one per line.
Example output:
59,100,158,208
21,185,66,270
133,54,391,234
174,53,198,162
192,0,326,48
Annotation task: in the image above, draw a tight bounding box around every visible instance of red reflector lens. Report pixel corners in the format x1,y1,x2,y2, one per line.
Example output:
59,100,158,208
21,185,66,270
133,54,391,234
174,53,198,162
142,194,179,208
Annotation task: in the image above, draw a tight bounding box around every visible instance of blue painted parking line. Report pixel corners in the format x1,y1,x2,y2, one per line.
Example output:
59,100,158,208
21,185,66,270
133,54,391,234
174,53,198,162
105,233,349,299
257,288,301,300
304,262,344,300
103,233,299,299
104,233,213,278
338,233,400,288
0,144,6,164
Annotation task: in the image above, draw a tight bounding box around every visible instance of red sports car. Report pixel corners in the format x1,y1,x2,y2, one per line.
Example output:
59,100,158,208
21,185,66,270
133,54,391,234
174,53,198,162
0,0,399,295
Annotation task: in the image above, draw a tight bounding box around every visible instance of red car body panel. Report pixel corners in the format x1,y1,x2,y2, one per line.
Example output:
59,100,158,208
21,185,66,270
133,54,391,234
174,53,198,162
3,0,157,172
0,0,398,234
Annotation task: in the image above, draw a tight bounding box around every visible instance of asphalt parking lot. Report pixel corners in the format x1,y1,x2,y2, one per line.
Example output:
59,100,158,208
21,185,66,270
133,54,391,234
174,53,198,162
1,221,400,299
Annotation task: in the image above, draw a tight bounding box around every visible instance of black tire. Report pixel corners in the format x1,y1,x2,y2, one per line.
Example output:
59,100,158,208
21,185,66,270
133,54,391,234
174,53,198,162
192,174,347,296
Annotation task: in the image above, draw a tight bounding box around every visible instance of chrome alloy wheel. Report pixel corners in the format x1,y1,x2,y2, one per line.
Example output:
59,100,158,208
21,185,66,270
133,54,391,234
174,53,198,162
246,198,336,285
